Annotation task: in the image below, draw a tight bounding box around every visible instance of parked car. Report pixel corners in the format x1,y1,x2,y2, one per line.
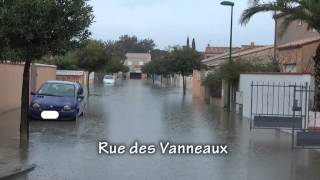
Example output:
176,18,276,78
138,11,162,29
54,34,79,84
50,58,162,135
29,80,85,121
103,75,115,85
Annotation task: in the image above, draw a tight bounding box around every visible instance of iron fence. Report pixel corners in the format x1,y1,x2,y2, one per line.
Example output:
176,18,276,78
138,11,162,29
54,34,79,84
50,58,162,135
249,81,320,149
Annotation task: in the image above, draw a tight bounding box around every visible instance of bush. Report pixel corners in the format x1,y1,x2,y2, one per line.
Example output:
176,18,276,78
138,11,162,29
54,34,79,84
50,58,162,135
202,71,222,97
219,59,278,82
202,59,278,97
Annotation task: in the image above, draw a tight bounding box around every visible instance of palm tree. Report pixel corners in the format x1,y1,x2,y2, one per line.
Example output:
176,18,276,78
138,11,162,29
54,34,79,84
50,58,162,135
241,0,320,30
240,0,320,109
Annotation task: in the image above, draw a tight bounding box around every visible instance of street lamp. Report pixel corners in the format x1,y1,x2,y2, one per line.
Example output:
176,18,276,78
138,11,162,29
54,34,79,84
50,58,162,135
220,1,234,112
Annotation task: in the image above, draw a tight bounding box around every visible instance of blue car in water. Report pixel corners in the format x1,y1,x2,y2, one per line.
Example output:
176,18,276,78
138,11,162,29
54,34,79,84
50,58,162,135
29,80,86,120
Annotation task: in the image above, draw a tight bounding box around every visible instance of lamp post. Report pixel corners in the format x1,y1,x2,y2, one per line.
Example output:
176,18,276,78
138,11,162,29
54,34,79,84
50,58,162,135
220,1,234,112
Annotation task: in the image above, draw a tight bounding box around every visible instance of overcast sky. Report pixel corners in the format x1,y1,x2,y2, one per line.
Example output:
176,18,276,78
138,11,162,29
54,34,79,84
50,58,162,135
89,0,275,51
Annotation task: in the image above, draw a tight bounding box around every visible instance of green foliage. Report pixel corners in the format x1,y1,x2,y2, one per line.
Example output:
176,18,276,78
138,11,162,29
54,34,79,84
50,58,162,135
105,35,155,58
104,56,129,73
0,47,23,63
76,40,109,73
202,71,221,86
202,59,278,97
0,0,94,61
121,65,129,73
187,37,190,48
142,59,170,75
143,47,202,77
0,0,94,141
201,72,222,97
143,46,202,94
151,49,169,61
202,59,278,85
219,59,278,82
240,0,320,34
38,52,78,70
192,38,196,50
169,47,202,76
314,45,320,110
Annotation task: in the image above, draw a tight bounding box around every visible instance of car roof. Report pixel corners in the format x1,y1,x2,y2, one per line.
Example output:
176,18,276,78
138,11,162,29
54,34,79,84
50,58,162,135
46,80,78,86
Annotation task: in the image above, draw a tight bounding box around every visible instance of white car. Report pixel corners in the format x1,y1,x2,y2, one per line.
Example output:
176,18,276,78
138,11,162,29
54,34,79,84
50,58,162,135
103,75,115,85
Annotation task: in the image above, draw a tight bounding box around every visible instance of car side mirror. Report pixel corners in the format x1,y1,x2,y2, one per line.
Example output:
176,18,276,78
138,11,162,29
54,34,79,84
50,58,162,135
77,95,85,101
78,88,84,95
31,92,36,95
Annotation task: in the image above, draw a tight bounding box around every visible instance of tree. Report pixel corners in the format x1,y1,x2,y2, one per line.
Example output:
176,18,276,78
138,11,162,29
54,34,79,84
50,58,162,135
104,57,124,74
76,40,110,95
240,0,320,33
151,49,169,61
192,38,196,50
170,47,202,95
121,65,130,74
111,35,155,55
38,51,78,70
0,0,93,144
142,60,157,84
219,59,278,82
314,46,320,110
187,37,190,48
240,0,320,109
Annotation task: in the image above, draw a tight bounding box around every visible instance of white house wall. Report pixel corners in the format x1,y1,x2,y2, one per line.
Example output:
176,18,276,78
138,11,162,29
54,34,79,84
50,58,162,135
239,73,314,119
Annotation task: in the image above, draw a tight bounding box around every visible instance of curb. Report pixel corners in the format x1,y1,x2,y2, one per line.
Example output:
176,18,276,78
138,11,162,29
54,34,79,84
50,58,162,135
0,164,36,179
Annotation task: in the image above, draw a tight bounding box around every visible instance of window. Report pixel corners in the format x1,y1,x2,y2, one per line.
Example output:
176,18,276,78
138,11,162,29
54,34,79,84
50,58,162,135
283,64,297,73
128,61,132,65
38,83,75,97
104,75,113,79
139,61,144,65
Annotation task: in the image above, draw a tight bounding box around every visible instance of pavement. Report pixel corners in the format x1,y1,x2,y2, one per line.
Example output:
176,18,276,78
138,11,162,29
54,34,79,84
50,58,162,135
0,109,35,179
309,111,320,129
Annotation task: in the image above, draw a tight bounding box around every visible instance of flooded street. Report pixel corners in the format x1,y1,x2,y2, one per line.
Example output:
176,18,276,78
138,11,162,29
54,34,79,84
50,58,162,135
11,80,320,180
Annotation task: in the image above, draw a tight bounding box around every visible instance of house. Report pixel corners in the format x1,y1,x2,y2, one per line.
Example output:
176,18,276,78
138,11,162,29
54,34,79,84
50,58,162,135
203,43,265,59
202,43,273,68
56,70,93,86
124,53,151,79
204,45,240,59
274,14,320,73
193,43,274,108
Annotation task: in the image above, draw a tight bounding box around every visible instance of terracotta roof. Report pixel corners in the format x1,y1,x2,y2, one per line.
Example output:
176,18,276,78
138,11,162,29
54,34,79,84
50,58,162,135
205,47,240,54
202,45,274,65
277,36,320,49
230,45,273,58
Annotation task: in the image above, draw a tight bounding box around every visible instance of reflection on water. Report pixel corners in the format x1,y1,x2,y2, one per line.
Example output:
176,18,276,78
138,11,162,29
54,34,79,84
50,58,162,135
4,80,320,180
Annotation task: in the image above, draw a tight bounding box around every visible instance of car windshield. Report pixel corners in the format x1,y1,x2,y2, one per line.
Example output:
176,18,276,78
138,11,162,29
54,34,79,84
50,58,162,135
104,75,113,79
38,83,75,97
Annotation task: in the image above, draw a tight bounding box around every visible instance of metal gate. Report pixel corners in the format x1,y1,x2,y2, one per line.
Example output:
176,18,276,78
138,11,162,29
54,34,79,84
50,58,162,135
250,81,320,149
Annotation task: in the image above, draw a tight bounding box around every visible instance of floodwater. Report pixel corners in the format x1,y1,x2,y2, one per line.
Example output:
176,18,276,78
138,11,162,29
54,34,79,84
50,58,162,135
7,80,320,180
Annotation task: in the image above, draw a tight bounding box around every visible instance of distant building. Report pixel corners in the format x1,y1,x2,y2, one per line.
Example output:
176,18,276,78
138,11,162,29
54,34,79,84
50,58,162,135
56,70,93,86
124,53,151,79
274,14,320,73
